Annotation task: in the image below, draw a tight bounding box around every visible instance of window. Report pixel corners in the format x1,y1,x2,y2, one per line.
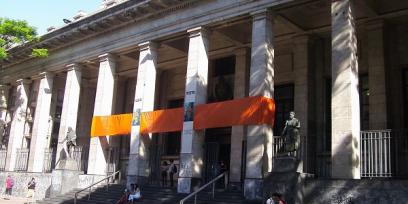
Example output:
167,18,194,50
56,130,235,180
209,56,235,102
274,84,294,135
359,75,369,130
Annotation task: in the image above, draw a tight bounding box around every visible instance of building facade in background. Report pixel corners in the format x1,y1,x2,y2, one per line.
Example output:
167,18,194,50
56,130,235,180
0,0,408,202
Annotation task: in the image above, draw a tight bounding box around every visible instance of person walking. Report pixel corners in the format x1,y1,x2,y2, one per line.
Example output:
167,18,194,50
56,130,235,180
160,161,169,187
26,178,36,203
167,159,177,187
4,175,14,199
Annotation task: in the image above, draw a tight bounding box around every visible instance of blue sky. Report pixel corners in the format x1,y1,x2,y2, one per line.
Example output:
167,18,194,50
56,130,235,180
0,0,102,35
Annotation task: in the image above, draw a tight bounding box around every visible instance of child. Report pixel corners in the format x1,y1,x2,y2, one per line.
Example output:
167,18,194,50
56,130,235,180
266,192,286,204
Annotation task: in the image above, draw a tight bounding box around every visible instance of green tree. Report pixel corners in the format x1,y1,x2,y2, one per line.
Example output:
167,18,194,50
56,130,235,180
0,17,48,61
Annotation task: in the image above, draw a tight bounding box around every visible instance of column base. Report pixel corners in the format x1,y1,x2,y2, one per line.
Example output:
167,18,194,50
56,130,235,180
177,177,203,194
244,178,263,200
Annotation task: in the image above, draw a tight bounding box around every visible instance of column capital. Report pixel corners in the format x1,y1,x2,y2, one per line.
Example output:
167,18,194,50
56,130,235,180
65,63,82,72
251,9,275,22
365,19,384,31
32,72,54,80
138,41,159,52
234,47,248,56
292,35,310,45
15,78,31,86
98,53,117,63
187,26,210,39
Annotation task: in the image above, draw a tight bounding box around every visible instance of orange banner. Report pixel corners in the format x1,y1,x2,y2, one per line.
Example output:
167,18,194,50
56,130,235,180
140,108,184,134
194,96,275,130
90,96,275,137
91,113,132,137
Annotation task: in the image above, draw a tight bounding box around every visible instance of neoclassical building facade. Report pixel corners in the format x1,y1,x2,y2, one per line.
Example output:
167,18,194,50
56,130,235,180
1,0,408,202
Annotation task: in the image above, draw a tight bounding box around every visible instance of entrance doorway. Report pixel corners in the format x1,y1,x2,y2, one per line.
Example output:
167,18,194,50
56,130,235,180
204,127,231,183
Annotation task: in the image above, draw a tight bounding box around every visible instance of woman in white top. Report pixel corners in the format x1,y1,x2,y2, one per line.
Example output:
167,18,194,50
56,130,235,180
128,184,142,203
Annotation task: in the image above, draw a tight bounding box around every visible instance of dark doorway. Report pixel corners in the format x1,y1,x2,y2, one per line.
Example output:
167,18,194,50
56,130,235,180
203,127,231,183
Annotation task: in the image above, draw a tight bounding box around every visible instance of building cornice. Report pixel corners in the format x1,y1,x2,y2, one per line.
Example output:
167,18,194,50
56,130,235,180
2,0,198,68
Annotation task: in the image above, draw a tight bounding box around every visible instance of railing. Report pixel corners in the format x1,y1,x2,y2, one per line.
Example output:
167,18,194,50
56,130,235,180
179,171,228,204
106,147,119,174
15,148,29,171
43,148,55,173
74,170,121,204
72,146,89,172
272,136,284,157
360,130,392,178
0,149,7,171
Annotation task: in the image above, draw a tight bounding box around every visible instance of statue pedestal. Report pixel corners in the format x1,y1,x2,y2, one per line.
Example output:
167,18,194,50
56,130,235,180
51,158,83,196
264,156,313,204
272,156,301,173
56,158,79,171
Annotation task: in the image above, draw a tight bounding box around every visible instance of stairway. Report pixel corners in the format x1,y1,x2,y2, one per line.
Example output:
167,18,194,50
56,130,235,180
36,184,260,204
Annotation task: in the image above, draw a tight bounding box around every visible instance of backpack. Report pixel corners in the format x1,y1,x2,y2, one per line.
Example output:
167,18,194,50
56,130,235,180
172,165,177,173
10,179,14,188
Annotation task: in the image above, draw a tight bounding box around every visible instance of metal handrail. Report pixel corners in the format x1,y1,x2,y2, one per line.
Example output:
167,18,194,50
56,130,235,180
74,170,121,204
179,171,228,204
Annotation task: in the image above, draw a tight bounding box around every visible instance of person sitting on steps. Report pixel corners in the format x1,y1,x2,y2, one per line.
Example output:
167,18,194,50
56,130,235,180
127,183,142,203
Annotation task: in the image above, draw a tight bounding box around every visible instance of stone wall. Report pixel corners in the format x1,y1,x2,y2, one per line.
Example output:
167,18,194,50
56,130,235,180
0,172,113,200
78,174,107,189
0,172,52,200
303,179,408,204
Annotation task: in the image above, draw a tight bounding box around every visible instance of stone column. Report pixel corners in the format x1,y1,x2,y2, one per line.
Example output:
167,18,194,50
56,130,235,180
331,0,361,179
56,64,82,166
367,20,387,129
127,41,159,185
87,53,117,175
244,10,274,200
293,35,310,173
5,79,31,171
177,27,209,194
230,47,248,186
0,85,10,148
28,72,54,172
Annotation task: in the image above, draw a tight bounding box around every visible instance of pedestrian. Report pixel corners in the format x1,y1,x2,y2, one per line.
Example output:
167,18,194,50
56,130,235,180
266,192,286,204
127,183,142,203
26,177,36,202
219,160,228,188
160,161,169,187
4,175,14,199
167,159,177,187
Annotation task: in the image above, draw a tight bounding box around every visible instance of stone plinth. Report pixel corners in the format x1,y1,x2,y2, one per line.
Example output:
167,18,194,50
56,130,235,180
272,156,300,173
265,156,312,204
56,158,79,171
51,169,82,197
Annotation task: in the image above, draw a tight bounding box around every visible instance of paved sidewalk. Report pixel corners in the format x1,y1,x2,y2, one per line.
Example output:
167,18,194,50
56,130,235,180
0,196,34,204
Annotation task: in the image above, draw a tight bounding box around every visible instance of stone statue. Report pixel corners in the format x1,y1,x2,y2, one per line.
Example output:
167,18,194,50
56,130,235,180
281,111,300,155
62,127,77,158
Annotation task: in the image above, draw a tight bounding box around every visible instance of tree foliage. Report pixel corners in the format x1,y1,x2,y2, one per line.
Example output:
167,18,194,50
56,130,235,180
0,17,48,61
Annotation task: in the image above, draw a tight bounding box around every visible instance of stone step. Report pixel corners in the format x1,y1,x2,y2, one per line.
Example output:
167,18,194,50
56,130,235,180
36,183,255,204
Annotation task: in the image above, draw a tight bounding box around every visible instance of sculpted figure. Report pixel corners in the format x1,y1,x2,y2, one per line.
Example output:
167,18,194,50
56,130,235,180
281,111,300,154
62,127,77,158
